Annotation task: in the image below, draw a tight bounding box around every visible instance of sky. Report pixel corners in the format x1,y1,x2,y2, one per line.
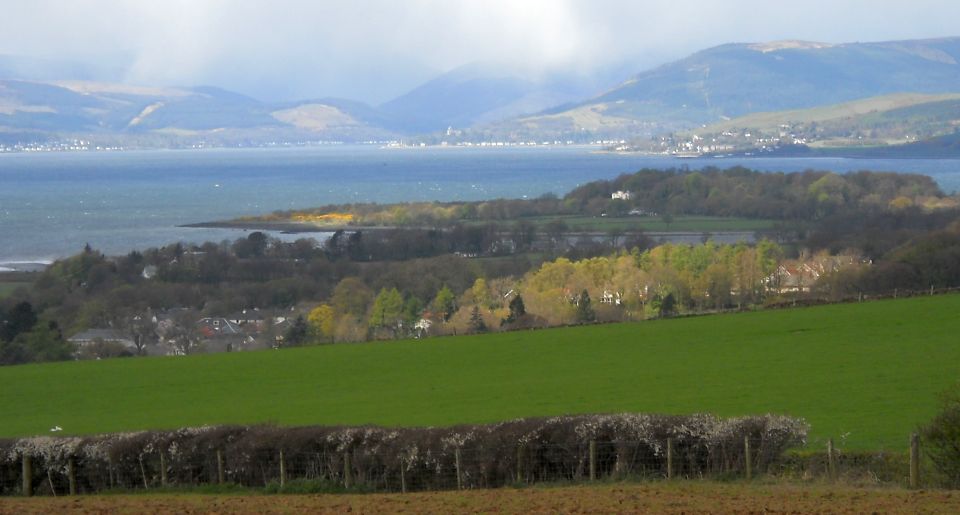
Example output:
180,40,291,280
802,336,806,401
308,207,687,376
1,0,958,104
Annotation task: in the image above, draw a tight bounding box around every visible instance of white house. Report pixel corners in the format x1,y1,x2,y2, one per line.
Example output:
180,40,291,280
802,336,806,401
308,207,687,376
611,190,632,201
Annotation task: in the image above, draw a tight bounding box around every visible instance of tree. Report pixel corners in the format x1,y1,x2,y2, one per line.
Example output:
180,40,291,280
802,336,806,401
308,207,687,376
503,293,526,325
469,306,487,333
0,301,38,343
117,312,157,355
432,285,457,321
656,292,677,318
307,304,336,342
470,278,491,308
574,289,596,323
369,288,404,333
921,383,960,488
1,321,74,365
284,315,310,347
661,212,674,228
402,296,424,328
165,310,201,355
233,231,270,258
331,277,374,319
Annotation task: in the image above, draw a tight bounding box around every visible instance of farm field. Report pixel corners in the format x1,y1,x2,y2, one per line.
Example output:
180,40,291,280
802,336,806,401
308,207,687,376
471,214,778,233
0,281,31,299
1,483,958,514
1,295,959,449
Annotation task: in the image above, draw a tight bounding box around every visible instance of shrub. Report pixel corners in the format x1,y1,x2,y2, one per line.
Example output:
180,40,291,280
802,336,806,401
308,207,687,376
0,413,806,495
920,383,960,488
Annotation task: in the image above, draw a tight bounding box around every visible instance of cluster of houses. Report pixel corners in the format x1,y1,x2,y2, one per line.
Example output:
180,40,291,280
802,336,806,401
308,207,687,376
67,308,296,357
765,255,865,294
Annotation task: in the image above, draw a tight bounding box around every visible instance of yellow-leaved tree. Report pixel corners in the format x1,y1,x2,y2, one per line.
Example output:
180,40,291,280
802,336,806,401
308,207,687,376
308,304,336,343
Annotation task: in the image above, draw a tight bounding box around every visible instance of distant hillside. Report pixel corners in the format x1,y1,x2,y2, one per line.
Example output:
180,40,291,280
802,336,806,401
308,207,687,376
0,79,397,146
377,62,624,133
509,37,960,138
635,93,960,157
4,37,960,146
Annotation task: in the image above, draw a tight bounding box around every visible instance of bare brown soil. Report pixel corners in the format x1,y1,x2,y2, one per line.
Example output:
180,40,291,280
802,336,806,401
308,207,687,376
1,482,958,514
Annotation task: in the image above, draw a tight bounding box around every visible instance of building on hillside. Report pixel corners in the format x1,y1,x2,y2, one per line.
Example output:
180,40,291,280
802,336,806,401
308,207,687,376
600,290,623,305
765,255,863,294
611,190,633,200
226,309,265,331
68,328,136,351
197,317,243,338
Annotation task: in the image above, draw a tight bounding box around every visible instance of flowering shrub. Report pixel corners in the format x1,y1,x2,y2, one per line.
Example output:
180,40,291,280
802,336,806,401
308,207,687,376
0,413,805,495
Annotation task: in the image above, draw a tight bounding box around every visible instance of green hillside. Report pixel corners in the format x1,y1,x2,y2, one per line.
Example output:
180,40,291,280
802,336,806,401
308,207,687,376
2,295,959,450
510,37,960,137
703,93,960,135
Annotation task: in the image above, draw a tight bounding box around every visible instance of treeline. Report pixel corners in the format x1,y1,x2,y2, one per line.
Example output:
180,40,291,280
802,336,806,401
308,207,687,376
4,168,960,366
11,236,544,341
0,301,73,366
565,167,948,219
816,224,960,298
267,167,951,227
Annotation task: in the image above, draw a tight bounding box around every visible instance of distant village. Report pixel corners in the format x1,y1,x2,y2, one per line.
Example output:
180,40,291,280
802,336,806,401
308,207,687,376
61,247,865,360
617,124,814,156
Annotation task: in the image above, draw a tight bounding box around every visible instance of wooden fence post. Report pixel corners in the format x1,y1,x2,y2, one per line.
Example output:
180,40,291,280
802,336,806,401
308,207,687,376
279,449,286,489
400,457,407,494
516,445,523,483
217,449,225,485
139,456,149,489
343,451,352,489
22,454,32,497
159,451,168,487
666,437,674,480
47,468,57,497
910,433,920,489
455,447,463,490
68,456,77,495
827,438,837,481
589,440,597,481
744,435,752,480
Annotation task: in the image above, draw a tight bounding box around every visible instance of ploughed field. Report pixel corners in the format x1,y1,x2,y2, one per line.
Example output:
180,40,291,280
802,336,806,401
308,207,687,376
2,483,958,514
1,295,959,449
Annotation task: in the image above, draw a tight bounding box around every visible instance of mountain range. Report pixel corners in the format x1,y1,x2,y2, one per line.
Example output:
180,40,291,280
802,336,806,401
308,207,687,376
1,36,959,148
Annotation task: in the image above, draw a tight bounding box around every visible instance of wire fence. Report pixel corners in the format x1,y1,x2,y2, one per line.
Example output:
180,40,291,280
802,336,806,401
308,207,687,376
1,437,789,496
0,435,929,497
0,413,810,496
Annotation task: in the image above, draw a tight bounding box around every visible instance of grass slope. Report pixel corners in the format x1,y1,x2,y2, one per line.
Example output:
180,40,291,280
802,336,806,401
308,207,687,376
513,214,775,233
704,92,960,134
2,295,959,449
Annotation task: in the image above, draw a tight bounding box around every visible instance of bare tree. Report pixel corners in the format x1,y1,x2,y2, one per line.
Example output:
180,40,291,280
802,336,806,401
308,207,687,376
164,310,201,356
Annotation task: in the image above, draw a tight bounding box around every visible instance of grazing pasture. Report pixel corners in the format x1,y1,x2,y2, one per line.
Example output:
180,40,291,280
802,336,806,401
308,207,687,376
1,294,958,450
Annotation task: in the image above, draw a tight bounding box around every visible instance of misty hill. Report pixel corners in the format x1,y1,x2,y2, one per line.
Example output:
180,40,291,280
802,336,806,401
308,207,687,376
377,62,625,133
4,36,960,146
0,54,124,83
0,79,396,145
509,37,960,137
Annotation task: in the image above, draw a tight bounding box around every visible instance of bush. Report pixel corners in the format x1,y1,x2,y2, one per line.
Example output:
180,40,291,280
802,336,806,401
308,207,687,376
0,413,807,495
921,384,960,488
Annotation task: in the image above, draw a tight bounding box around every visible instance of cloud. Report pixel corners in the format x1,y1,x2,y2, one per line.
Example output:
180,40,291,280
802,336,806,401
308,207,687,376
0,0,958,103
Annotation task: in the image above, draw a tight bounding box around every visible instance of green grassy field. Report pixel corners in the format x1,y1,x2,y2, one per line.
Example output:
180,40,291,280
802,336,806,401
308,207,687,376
0,281,31,299
496,215,777,233
1,295,959,450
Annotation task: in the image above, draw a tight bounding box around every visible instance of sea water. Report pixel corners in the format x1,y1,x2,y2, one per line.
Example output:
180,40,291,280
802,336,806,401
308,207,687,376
1,145,959,264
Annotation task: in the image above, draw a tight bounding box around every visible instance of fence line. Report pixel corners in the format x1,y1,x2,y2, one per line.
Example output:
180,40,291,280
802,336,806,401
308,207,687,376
0,413,810,496
0,433,926,497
